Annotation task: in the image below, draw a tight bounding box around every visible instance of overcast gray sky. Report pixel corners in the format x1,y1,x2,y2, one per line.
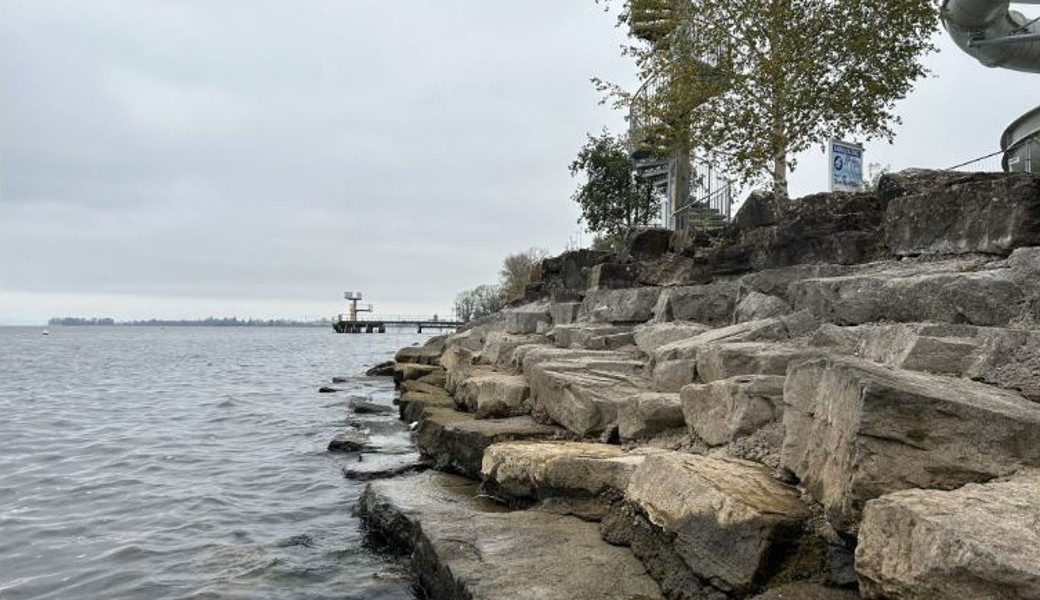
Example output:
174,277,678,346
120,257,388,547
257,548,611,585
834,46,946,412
1,1,1036,324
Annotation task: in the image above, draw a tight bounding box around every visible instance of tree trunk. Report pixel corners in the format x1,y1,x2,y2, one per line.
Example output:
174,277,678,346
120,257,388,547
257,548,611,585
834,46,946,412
772,152,788,199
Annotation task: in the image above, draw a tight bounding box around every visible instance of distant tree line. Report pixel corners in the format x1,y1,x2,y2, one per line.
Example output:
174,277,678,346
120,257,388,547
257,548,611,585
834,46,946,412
48,316,330,327
453,247,549,322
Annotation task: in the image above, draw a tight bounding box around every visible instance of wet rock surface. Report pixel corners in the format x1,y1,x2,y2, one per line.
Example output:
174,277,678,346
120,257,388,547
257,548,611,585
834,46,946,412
359,472,664,600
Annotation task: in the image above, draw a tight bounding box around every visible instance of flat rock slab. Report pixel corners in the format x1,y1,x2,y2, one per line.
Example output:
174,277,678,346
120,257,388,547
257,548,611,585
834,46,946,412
358,472,664,600
414,408,569,478
341,451,427,481
481,440,647,502
328,430,370,452
856,470,1040,600
782,354,1040,533
626,452,810,593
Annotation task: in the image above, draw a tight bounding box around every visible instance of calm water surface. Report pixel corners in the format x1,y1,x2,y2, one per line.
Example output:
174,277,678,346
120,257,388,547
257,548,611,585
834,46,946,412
0,326,429,600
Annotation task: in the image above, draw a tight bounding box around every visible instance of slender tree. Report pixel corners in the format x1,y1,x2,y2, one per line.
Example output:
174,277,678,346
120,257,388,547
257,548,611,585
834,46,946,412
570,131,661,236
597,0,937,197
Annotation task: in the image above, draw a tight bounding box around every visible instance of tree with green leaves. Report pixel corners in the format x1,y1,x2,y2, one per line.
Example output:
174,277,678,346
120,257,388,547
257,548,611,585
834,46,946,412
570,131,661,236
597,0,937,197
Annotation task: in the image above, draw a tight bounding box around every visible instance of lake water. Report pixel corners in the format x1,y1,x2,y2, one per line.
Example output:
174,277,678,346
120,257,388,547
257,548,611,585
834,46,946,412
0,326,430,600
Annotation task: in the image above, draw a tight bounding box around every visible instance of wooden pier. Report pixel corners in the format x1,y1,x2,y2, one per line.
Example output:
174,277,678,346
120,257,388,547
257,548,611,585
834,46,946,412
333,292,459,333
332,315,462,334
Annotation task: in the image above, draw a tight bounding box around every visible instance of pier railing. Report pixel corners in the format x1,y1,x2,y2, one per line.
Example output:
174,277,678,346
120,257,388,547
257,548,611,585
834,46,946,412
332,314,462,334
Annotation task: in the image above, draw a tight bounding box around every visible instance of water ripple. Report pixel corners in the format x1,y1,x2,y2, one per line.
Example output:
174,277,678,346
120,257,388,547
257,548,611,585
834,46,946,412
0,326,427,600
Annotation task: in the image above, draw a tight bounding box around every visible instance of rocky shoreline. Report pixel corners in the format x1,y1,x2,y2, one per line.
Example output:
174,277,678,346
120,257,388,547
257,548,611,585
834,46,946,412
352,169,1040,600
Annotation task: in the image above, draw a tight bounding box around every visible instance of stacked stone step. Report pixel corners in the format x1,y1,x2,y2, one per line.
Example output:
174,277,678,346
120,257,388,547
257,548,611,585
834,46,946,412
362,170,1040,600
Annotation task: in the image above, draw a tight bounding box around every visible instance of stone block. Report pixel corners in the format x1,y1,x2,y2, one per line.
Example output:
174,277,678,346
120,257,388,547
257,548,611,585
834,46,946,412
503,306,551,334
633,322,711,355
586,262,637,290
481,332,544,368
625,452,810,593
782,354,1040,533
696,342,810,383
652,318,792,364
414,408,568,478
578,287,662,324
617,392,684,441
651,359,697,393
549,301,581,325
788,270,1024,326
652,282,740,326
681,375,785,446
527,361,648,437
455,371,530,419
735,291,792,322
481,440,643,501
856,470,1040,600
884,171,1040,257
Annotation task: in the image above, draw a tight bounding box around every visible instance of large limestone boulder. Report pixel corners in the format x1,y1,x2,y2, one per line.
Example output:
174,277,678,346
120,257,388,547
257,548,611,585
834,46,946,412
651,318,792,364
681,375,785,446
358,472,664,600
740,264,854,302
617,392,685,441
651,359,698,392
552,323,634,350
782,354,1040,533
503,304,551,334
480,332,545,368
735,291,792,322
414,408,569,478
883,170,1040,257
788,268,1024,326
696,342,811,383
625,452,811,593
578,287,663,323
516,346,644,377
652,282,740,326
856,470,1040,600
527,361,649,436
536,248,611,302
481,440,645,501
738,190,888,269
455,371,530,419
633,322,712,355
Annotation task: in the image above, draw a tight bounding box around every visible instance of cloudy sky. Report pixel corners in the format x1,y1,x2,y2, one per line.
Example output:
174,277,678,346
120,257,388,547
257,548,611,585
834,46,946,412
1,1,1036,324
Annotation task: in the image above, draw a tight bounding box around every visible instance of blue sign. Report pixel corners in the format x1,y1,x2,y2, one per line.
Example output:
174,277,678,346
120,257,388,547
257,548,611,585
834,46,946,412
829,139,863,192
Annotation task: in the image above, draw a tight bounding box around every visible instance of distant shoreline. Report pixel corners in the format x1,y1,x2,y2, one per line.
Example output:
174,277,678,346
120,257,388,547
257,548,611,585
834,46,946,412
46,317,330,328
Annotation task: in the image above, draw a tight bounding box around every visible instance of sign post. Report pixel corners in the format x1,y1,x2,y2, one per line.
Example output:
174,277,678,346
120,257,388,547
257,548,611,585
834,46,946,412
828,139,864,192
